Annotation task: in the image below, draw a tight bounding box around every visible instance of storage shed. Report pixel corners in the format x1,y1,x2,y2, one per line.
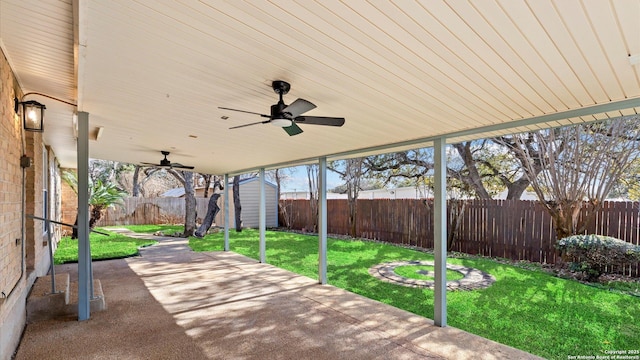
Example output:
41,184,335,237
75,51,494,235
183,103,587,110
161,177,278,228
228,177,278,229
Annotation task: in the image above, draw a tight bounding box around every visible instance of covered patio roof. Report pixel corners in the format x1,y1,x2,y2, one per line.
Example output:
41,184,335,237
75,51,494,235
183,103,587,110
1,0,639,174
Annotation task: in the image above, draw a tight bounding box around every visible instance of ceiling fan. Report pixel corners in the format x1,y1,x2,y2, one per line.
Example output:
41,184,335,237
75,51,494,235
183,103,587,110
141,151,194,169
219,80,345,136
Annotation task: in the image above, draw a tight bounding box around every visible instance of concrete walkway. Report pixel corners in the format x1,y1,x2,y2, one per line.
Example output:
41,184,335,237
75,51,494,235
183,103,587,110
15,231,542,359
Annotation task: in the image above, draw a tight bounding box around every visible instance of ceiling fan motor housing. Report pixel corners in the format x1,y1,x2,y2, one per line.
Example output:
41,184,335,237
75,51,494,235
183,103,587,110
271,102,285,117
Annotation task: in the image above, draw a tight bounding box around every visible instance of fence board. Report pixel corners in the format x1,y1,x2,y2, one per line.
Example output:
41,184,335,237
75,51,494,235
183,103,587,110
93,197,640,276
279,199,639,277
97,197,225,227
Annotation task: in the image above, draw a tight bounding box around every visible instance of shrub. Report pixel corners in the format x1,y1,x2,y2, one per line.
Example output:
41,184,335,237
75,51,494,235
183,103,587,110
557,234,640,281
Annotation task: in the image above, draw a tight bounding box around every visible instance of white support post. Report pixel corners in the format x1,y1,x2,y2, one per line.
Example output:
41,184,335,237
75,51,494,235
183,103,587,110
259,168,266,263
224,174,229,251
318,157,327,284
77,111,91,321
434,137,447,327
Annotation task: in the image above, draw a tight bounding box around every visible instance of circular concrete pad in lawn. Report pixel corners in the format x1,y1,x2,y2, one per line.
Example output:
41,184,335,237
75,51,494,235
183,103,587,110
369,260,495,290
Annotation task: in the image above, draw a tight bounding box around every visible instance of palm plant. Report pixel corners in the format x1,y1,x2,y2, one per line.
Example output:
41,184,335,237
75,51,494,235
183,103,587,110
62,171,128,235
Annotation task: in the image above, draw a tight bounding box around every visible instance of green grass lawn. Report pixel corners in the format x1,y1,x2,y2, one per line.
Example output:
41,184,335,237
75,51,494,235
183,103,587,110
53,228,156,264
120,224,184,235
125,226,639,360
393,265,465,281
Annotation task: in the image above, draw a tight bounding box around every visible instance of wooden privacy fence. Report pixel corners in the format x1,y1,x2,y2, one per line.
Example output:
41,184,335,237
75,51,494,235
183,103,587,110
96,197,224,227
279,199,640,276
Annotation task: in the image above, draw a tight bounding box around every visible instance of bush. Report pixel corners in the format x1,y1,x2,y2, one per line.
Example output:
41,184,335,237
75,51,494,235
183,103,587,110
557,234,640,281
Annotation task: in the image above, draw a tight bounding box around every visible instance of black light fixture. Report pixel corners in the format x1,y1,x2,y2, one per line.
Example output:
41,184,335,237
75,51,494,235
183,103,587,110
15,98,46,132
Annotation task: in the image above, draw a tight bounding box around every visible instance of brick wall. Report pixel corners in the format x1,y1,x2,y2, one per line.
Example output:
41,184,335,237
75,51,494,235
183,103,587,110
0,45,28,360
24,131,44,272
60,168,77,234
50,151,63,240
0,47,62,359
0,45,24,293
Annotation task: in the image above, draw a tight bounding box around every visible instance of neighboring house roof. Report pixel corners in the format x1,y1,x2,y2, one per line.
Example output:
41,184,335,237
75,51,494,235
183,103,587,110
161,188,187,198
494,190,539,201
281,187,544,200
281,186,424,200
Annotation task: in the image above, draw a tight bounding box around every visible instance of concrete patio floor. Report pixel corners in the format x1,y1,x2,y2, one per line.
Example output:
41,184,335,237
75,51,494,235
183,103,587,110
15,232,542,359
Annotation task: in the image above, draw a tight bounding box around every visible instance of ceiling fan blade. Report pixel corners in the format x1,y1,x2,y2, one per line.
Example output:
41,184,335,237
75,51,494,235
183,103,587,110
283,122,303,136
218,107,270,118
295,116,345,127
282,98,316,118
229,120,270,129
142,151,193,169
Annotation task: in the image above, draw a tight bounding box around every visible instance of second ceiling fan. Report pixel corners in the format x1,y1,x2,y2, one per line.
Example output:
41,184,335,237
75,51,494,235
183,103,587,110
219,80,345,136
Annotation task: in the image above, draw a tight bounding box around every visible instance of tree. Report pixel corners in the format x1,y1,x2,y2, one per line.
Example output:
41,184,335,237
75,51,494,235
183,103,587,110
88,179,128,229
167,169,197,237
490,136,549,199
194,176,224,237
132,165,143,197
88,159,134,192
329,157,367,237
62,170,128,238
365,149,479,249
131,166,165,197
365,140,546,201
364,150,434,187
448,141,537,199
233,176,242,232
306,164,319,232
183,171,196,237
200,174,213,198
195,194,221,237
609,157,640,201
266,167,295,197
512,116,640,240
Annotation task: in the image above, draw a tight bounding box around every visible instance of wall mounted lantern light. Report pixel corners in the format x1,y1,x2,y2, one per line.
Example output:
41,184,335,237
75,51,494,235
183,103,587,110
14,98,46,132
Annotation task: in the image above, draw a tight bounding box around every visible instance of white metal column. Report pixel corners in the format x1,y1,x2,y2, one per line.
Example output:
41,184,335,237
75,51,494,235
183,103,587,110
77,111,91,321
433,137,447,327
224,174,229,251
259,168,266,263
318,157,328,284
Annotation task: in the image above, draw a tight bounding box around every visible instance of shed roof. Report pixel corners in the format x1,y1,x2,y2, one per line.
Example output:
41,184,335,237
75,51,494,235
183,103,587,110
162,178,276,197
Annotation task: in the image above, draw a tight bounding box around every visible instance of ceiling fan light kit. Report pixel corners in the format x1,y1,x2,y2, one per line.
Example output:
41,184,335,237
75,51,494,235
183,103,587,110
271,118,292,127
220,80,345,136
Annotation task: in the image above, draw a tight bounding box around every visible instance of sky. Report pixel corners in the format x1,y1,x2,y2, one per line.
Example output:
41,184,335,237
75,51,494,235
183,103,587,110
278,165,342,193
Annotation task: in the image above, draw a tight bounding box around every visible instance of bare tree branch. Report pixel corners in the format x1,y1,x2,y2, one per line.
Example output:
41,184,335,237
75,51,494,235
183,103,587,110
510,116,640,239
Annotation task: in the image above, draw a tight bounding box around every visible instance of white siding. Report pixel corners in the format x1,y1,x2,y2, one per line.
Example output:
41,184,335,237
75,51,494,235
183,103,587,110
228,178,278,228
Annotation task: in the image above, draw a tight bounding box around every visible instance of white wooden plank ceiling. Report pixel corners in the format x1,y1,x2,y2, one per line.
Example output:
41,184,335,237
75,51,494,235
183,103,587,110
1,0,639,174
